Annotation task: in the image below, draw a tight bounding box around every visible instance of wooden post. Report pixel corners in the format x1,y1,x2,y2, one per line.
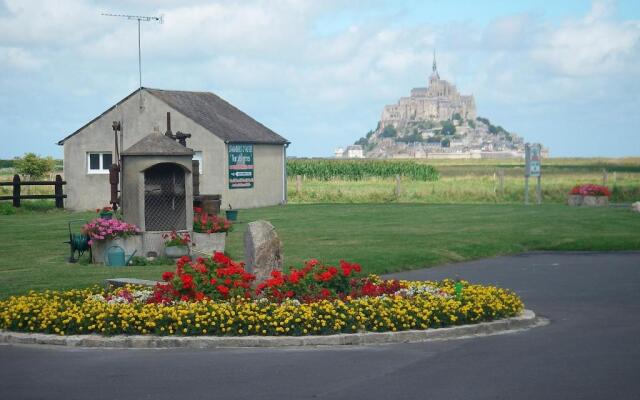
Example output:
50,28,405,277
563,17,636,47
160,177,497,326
524,176,529,205
395,174,401,198
12,174,20,208
498,169,505,195
54,174,64,209
613,171,617,185
602,169,608,186
296,175,302,194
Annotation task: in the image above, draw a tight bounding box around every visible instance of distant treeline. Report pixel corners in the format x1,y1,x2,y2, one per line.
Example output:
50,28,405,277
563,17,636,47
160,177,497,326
0,159,63,170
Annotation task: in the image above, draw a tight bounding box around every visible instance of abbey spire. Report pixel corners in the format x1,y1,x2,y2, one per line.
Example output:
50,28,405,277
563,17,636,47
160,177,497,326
431,50,440,80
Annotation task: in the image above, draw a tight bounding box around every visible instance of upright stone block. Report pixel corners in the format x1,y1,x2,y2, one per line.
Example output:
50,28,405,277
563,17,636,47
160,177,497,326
244,220,283,285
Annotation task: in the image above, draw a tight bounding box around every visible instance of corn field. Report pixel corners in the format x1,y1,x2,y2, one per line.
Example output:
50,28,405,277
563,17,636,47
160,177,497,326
287,159,439,181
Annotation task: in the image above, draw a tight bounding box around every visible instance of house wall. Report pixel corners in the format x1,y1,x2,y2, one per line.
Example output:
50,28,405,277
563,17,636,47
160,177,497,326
62,90,285,211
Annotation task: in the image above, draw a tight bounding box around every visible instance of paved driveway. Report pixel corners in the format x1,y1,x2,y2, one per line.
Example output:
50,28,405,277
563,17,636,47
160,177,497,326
1,252,639,400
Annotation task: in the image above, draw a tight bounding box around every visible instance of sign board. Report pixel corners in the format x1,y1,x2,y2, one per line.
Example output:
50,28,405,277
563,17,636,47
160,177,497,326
228,144,254,189
525,143,541,177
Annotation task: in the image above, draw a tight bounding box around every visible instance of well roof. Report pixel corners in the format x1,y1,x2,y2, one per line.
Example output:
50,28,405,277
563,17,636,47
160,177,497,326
121,133,194,156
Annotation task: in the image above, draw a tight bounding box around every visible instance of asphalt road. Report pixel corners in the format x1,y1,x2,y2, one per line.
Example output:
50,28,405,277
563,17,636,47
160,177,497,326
1,252,639,400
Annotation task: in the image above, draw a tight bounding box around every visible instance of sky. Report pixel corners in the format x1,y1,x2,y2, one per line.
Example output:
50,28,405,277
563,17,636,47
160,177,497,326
0,0,639,159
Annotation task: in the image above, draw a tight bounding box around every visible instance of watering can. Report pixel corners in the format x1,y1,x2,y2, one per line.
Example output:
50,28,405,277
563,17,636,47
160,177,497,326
104,246,137,267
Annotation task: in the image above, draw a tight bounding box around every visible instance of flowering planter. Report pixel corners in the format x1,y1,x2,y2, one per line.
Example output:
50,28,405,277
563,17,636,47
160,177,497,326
91,236,142,264
165,245,190,258
191,232,226,257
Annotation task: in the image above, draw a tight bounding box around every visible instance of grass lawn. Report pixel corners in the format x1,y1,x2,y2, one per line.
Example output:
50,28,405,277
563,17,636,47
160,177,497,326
0,203,638,298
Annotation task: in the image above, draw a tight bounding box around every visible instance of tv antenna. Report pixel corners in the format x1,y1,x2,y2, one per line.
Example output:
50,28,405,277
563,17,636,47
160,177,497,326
101,13,163,90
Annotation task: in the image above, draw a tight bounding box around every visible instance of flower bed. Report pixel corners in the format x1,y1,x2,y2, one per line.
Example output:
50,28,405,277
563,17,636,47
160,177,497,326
0,254,523,337
568,184,610,207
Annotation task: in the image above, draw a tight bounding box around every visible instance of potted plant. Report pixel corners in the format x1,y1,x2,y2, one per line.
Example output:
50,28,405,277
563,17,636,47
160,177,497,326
97,206,114,220
191,207,233,256
83,218,142,263
225,204,238,221
163,231,191,258
568,184,610,207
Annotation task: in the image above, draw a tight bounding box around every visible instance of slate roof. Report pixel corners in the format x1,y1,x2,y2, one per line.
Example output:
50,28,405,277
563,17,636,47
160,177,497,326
121,133,194,156
57,87,289,145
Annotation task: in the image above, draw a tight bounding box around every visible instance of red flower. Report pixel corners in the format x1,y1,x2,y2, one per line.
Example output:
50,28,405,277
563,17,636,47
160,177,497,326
217,285,230,296
162,271,175,282
180,274,194,290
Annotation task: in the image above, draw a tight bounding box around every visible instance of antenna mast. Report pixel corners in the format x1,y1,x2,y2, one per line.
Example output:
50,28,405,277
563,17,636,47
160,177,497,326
101,13,163,91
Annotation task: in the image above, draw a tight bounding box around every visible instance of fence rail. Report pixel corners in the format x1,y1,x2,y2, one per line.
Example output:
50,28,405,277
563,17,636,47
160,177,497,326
0,174,66,208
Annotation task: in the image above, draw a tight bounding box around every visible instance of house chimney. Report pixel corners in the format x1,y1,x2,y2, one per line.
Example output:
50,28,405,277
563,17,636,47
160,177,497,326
165,112,172,137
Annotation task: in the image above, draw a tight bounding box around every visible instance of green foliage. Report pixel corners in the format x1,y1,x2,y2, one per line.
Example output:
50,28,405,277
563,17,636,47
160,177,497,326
467,119,476,129
441,121,456,136
14,153,55,179
287,159,439,181
452,113,462,122
0,160,14,169
441,138,451,147
129,256,174,266
477,116,508,136
354,137,368,146
0,203,16,215
365,130,375,139
397,131,424,143
380,125,397,138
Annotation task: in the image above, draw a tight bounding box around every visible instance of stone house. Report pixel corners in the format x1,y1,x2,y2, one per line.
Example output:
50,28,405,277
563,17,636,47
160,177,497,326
57,87,289,211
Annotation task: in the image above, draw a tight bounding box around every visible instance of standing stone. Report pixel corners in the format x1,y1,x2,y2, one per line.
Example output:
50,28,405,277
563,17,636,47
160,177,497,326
244,220,283,285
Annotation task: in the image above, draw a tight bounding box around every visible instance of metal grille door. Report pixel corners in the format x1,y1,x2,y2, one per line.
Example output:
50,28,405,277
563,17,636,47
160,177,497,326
144,164,186,231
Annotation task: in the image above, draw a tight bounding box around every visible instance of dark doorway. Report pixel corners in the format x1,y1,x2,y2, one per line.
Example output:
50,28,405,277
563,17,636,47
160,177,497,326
144,163,186,231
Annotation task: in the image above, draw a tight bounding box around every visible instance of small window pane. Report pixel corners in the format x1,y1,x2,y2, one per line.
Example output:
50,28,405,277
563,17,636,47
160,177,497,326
102,153,112,168
89,154,100,170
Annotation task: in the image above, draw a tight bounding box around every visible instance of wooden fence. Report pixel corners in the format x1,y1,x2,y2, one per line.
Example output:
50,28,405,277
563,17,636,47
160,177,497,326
0,174,66,208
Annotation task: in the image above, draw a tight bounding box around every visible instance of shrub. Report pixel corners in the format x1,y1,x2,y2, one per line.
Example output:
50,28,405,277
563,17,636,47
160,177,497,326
14,153,55,180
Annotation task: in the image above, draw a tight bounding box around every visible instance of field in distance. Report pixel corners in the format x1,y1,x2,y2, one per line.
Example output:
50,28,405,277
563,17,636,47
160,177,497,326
287,157,640,204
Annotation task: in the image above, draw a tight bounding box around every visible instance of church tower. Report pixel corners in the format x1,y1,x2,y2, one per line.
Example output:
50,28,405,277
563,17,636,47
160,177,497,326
430,50,440,81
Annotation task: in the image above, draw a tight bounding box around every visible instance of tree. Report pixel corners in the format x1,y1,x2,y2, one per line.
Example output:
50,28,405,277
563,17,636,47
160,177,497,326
441,138,450,147
380,125,397,138
354,137,368,146
441,121,456,136
14,153,55,180
452,113,462,122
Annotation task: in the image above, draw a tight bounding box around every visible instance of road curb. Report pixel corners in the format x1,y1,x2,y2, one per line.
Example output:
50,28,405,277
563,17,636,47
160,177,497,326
0,309,546,349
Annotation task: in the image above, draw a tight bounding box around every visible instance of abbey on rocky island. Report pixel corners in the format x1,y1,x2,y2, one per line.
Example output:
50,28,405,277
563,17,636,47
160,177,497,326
380,53,476,129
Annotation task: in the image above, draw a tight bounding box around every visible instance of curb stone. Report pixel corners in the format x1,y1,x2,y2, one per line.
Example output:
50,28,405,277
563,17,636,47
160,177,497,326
0,310,546,349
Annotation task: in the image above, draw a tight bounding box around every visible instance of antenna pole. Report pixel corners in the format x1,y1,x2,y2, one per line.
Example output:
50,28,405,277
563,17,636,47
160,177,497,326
101,13,163,92
138,18,142,89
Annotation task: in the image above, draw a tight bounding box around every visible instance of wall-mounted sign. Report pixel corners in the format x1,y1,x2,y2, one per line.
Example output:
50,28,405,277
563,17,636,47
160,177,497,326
525,143,541,177
228,144,254,189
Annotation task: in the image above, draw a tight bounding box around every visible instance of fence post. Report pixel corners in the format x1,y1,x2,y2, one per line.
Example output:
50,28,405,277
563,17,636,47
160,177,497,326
498,169,504,195
12,174,20,207
602,169,608,186
55,174,64,209
296,175,302,194
395,174,401,199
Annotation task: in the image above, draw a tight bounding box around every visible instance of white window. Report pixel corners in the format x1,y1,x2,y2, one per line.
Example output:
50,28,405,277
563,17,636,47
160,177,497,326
193,151,203,174
87,152,112,174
